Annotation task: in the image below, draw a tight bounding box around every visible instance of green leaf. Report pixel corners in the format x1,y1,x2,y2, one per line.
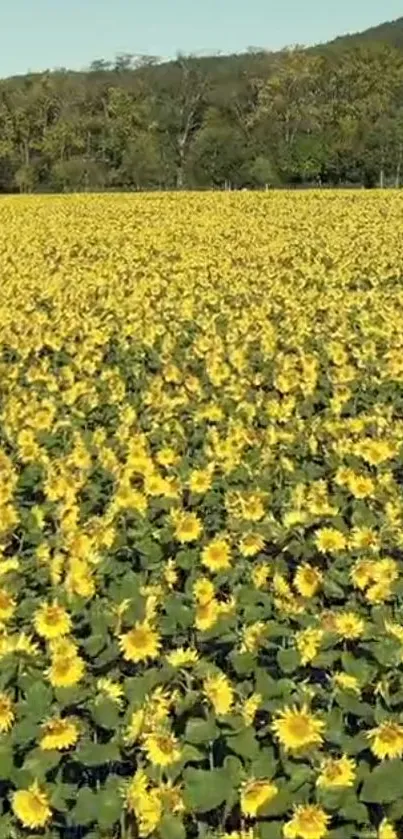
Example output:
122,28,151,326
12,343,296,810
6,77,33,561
360,760,403,803
255,669,294,699
49,783,77,813
341,732,369,755
340,796,368,823
183,768,233,813
286,764,314,792
97,784,123,828
179,743,203,766
55,686,88,708
257,822,283,839
251,748,277,780
76,741,120,766
388,796,403,820
23,748,61,780
258,786,291,817
327,827,356,839
22,682,53,720
341,652,374,684
72,787,98,826
0,744,13,779
83,633,106,657
231,651,256,675
10,718,39,745
91,697,121,729
124,669,162,703
223,756,243,785
334,692,374,720
0,816,13,839
164,595,193,629
277,648,300,674
185,716,218,744
226,727,260,759
159,815,186,839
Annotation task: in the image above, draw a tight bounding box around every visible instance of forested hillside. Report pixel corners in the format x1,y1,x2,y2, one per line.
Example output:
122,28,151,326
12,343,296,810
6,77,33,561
1,17,403,191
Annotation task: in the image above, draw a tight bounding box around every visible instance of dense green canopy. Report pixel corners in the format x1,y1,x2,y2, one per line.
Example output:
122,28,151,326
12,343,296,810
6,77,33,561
1,17,403,191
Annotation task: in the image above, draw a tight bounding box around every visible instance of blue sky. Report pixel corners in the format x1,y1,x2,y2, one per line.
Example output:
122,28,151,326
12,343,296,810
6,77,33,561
1,0,402,77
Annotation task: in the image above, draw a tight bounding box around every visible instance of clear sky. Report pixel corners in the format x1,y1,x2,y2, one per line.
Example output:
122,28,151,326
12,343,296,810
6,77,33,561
1,0,402,78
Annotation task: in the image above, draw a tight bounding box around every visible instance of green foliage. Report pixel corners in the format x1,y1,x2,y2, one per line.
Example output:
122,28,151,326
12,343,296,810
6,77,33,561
1,21,403,191
183,768,234,812
360,760,403,803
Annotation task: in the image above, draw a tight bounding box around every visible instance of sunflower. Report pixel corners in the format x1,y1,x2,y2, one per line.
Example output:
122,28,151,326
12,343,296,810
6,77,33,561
251,562,270,589
0,692,14,732
159,780,185,814
0,588,16,621
347,473,375,499
378,819,398,839
239,533,265,557
365,580,393,604
241,693,262,726
174,511,202,543
316,755,356,788
48,636,78,658
240,778,278,817
12,781,51,829
156,447,178,467
164,559,178,588
296,628,323,664
33,601,71,639
204,672,234,716
350,558,376,590
189,468,213,494
126,770,163,835
10,632,39,656
195,598,220,631
124,709,145,744
201,537,232,572
143,730,182,767
284,804,330,839
294,564,323,598
240,621,266,653
272,704,325,752
0,560,19,588
240,494,265,522
349,526,380,551
166,647,199,668
332,672,361,695
119,621,161,663
40,717,79,750
47,653,85,688
193,577,215,605
334,611,365,640
384,620,403,644
136,788,163,836
315,528,346,553
97,677,125,706
367,720,403,760
126,768,149,807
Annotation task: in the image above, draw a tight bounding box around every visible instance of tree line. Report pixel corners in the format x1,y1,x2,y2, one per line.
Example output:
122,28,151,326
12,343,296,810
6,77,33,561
1,39,403,192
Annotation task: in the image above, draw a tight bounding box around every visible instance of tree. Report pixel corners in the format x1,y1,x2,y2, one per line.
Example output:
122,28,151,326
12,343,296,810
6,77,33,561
50,157,107,191
252,49,325,147
156,55,210,188
15,163,38,193
188,116,249,187
118,133,164,189
1,32,403,192
241,155,280,187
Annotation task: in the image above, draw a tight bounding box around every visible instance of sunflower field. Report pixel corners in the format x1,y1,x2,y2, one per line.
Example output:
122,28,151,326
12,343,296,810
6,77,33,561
1,191,403,839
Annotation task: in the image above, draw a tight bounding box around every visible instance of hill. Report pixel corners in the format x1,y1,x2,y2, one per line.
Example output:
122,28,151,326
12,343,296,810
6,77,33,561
326,16,403,51
0,17,403,193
